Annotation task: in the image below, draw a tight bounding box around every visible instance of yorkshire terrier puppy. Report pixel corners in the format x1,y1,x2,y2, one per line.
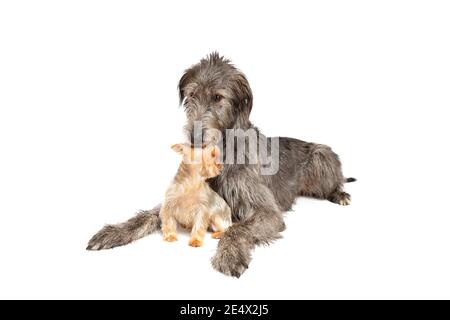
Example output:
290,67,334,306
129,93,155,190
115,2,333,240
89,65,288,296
160,144,231,247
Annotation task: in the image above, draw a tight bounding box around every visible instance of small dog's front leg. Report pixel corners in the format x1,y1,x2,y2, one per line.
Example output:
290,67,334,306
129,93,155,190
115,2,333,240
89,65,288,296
211,231,224,239
189,213,208,247
162,220,178,242
160,207,178,242
210,210,232,239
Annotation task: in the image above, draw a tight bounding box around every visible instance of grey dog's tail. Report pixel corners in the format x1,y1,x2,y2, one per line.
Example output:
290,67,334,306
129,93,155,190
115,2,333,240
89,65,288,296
345,177,357,183
86,204,161,250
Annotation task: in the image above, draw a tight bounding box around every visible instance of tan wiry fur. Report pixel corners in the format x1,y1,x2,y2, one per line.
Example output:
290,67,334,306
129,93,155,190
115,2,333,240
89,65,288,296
160,144,231,247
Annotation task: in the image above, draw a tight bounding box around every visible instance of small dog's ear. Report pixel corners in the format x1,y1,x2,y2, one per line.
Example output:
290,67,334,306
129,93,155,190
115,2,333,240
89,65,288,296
171,144,185,154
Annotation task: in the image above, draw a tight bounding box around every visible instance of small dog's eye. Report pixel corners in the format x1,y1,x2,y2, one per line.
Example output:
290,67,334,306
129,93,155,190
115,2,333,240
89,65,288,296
214,94,223,102
189,92,195,98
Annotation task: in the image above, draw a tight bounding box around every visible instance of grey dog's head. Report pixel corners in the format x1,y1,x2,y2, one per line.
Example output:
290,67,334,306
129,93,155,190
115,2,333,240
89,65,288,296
178,52,253,146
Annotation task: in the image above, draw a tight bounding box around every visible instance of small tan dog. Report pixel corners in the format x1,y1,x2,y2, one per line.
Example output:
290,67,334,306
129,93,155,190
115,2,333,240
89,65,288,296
160,143,231,247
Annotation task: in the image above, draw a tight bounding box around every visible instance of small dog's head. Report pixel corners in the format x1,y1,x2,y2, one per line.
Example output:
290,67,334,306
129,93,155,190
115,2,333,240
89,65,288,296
171,143,223,179
178,52,253,146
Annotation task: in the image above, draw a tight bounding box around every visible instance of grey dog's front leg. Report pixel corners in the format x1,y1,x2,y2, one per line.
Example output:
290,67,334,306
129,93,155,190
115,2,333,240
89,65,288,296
211,184,286,277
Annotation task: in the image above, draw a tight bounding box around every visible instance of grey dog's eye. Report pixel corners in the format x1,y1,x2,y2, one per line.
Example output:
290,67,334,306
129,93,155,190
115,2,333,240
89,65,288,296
214,94,223,102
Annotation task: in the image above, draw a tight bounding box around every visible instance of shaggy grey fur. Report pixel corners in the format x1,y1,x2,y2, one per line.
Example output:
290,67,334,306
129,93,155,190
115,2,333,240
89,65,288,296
87,53,355,277
87,205,161,250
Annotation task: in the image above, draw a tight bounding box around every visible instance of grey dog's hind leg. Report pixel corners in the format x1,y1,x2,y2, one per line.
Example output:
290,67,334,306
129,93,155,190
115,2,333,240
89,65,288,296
327,178,356,205
299,144,353,205
86,204,161,250
327,190,351,206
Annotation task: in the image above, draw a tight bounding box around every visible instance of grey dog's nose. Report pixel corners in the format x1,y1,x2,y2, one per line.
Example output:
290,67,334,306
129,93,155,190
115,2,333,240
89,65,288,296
190,130,205,147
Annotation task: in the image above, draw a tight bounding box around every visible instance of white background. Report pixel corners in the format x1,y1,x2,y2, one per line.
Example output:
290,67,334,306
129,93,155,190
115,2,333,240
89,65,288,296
1,1,449,299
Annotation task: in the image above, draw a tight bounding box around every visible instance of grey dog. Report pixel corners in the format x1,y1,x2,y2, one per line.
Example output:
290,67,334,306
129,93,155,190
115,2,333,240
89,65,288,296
87,52,355,277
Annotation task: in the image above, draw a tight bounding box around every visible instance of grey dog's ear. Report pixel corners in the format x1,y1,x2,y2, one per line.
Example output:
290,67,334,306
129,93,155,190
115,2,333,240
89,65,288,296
178,70,191,105
232,72,253,114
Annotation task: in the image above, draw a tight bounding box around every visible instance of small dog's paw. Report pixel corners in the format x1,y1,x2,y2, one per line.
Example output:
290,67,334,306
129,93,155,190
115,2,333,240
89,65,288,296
163,234,178,242
211,231,223,239
188,239,203,247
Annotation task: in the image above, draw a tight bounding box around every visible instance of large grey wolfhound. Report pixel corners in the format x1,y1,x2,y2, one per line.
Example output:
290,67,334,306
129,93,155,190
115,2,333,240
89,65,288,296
87,52,355,277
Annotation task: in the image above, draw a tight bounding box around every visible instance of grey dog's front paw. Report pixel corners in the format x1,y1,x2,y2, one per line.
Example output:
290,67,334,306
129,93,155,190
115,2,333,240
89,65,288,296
211,241,251,278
